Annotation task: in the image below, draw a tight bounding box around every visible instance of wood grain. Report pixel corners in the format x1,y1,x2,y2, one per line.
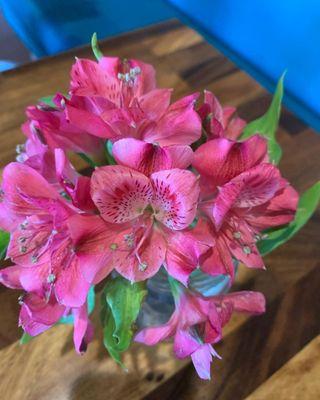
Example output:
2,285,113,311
0,19,319,400
245,336,320,400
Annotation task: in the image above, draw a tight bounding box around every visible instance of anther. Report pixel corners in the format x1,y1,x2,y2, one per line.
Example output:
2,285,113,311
233,231,241,240
243,246,251,255
18,294,25,305
20,221,28,230
31,255,39,264
20,246,27,254
47,273,56,284
138,262,148,272
16,144,25,154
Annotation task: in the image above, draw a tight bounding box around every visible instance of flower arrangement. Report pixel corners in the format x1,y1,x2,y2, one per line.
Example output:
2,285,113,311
0,36,319,380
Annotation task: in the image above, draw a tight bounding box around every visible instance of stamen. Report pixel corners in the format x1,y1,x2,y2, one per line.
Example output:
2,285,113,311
20,246,27,254
16,154,26,163
47,273,56,284
138,262,148,272
117,66,141,86
233,231,242,240
243,246,251,255
254,234,262,242
124,234,134,248
31,255,39,264
20,221,28,230
110,243,118,251
18,294,25,305
18,237,27,243
16,144,25,155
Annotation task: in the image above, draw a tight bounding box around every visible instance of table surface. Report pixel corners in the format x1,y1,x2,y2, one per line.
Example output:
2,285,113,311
0,20,319,400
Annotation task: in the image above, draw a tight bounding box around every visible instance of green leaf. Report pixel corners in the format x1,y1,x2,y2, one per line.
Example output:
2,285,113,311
59,286,96,325
91,33,103,61
101,277,147,367
241,73,285,164
0,230,10,259
77,152,97,168
258,181,320,255
104,140,116,165
38,95,55,107
20,332,33,345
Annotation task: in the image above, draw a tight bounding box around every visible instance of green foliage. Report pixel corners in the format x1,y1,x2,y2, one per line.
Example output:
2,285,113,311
38,95,55,107
104,140,116,165
77,152,97,168
258,181,320,255
0,230,10,259
20,332,33,345
91,33,103,61
101,277,147,367
241,73,285,164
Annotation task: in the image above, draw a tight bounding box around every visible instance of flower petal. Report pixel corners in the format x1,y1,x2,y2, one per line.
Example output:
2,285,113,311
211,164,284,229
113,138,193,176
144,93,201,146
20,293,65,327
174,329,201,358
224,115,246,140
193,135,268,189
243,184,299,230
19,263,50,292
70,58,120,99
191,344,219,380
135,313,177,345
65,97,115,139
220,291,266,314
150,169,199,230
165,225,213,285
91,166,153,224
138,88,172,120
2,163,58,216
73,304,94,354
114,222,166,282
53,239,91,307
0,265,24,289
68,214,116,284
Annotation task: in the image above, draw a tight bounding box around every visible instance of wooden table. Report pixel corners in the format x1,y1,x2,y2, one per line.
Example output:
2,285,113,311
0,20,319,400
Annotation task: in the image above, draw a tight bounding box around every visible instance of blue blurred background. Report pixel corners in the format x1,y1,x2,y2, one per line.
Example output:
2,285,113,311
0,0,319,131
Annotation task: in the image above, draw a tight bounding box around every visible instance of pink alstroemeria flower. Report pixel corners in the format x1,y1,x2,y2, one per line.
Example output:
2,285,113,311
193,136,299,277
24,94,104,157
0,163,108,307
66,57,201,175
54,149,96,212
198,90,246,140
70,56,156,104
17,121,57,185
110,92,200,175
66,90,201,175
136,282,265,379
18,292,93,354
73,165,200,282
65,55,156,140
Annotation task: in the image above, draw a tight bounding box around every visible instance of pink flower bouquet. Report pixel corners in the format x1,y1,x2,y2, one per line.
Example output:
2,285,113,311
1,36,319,380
